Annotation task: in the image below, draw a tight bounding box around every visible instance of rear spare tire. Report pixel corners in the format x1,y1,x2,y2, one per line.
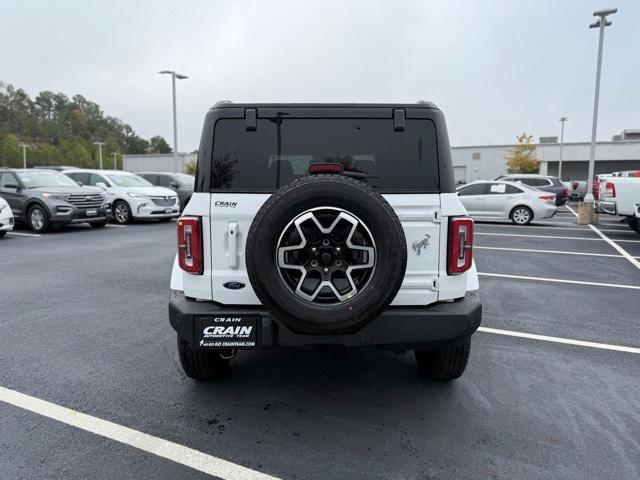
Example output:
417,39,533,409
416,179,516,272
246,174,407,334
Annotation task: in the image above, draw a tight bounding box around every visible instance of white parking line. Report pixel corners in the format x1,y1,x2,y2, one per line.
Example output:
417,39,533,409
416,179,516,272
565,205,640,271
0,386,279,480
476,223,588,231
478,327,640,354
599,228,636,233
6,231,41,237
476,232,600,241
474,245,631,258
479,272,640,290
105,224,127,228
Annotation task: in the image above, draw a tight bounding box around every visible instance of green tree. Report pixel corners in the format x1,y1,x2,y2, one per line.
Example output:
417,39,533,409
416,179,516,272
149,135,172,154
184,160,197,175
0,80,169,164
505,133,539,173
0,133,20,167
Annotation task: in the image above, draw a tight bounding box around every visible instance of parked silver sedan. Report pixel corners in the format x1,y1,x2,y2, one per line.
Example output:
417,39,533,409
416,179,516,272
457,180,557,225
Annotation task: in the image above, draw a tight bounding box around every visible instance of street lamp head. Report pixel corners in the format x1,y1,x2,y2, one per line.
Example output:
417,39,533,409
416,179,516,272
175,73,189,80
593,7,617,17
589,19,612,28
559,117,568,122
158,70,173,75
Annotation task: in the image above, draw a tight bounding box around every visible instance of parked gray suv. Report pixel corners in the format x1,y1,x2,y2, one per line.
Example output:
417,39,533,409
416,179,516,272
497,174,569,206
136,172,194,212
0,168,111,232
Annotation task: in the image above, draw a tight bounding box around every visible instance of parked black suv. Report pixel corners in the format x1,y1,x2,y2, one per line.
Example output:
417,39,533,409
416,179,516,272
0,168,112,232
137,172,194,211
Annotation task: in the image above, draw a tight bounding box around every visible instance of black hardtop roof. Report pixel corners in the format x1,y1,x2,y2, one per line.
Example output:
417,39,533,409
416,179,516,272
209,101,439,111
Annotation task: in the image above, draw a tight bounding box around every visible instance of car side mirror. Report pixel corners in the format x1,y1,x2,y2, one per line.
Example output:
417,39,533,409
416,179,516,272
95,182,108,189
169,181,179,188
4,182,18,189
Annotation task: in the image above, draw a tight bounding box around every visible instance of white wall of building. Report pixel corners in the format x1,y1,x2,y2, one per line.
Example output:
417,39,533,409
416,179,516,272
452,140,640,183
123,153,197,173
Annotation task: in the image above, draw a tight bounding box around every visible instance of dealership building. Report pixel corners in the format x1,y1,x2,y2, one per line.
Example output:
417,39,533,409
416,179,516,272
124,129,640,183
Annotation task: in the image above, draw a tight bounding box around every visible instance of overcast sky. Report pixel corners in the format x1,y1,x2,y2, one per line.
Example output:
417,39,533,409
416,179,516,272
2,0,638,151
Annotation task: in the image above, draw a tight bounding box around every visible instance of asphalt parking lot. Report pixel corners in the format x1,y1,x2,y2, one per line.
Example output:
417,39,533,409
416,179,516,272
1,203,639,480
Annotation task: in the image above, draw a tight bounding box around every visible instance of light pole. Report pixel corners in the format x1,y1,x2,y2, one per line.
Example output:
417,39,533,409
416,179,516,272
111,152,119,170
93,142,106,169
558,117,567,180
584,8,617,205
159,70,188,166
18,143,32,168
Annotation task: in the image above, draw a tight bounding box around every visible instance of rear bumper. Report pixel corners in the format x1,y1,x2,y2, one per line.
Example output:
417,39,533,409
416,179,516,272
596,200,616,215
169,290,482,350
538,205,557,218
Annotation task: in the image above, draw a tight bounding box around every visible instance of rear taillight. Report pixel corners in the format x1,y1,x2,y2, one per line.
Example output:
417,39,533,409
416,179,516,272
539,194,555,201
177,216,202,274
593,181,600,199
605,181,616,198
560,187,568,198
572,181,579,190
448,217,474,275
633,171,640,178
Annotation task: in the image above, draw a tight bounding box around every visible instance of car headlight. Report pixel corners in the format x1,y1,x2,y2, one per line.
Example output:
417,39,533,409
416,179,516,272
42,193,70,200
127,193,148,198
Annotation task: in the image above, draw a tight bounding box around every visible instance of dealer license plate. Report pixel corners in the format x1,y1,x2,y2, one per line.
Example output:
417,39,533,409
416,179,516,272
86,209,97,217
199,316,258,348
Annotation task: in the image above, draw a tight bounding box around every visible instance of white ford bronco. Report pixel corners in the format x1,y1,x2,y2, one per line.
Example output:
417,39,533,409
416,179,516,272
169,102,481,381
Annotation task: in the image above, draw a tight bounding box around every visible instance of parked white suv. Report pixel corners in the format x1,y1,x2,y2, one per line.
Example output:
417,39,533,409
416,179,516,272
0,196,14,238
169,102,482,381
63,169,179,224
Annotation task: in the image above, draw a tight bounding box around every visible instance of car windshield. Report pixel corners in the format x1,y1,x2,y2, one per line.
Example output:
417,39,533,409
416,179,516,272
17,171,79,188
106,174,152,187
175,174,195,187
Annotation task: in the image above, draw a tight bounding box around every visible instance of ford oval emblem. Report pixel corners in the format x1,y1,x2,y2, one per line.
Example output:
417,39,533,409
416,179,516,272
223,281,246,290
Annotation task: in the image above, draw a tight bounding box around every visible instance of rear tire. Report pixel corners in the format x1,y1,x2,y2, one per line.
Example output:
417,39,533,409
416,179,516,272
629,217,640,234
415,337,471,381
0,231,6,238
27,204,51,233
177,335,231,380
113,200,132,224
510,206,533,225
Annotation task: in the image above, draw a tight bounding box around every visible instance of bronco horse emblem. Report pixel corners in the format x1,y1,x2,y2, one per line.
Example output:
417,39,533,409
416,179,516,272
412,234,431,256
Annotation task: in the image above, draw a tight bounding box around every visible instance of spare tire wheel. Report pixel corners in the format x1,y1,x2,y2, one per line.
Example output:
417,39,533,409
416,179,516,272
245,174,407,334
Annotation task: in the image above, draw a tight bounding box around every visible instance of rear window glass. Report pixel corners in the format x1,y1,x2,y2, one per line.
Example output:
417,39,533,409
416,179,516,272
516,178,550,187
458,183,486,195
210,118,439,192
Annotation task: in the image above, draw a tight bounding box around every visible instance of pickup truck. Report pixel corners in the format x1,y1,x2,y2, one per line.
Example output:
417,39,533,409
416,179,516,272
596,177,640,233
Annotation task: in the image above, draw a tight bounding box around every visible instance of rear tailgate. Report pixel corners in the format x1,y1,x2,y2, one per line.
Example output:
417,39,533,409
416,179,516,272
383,194,441,306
